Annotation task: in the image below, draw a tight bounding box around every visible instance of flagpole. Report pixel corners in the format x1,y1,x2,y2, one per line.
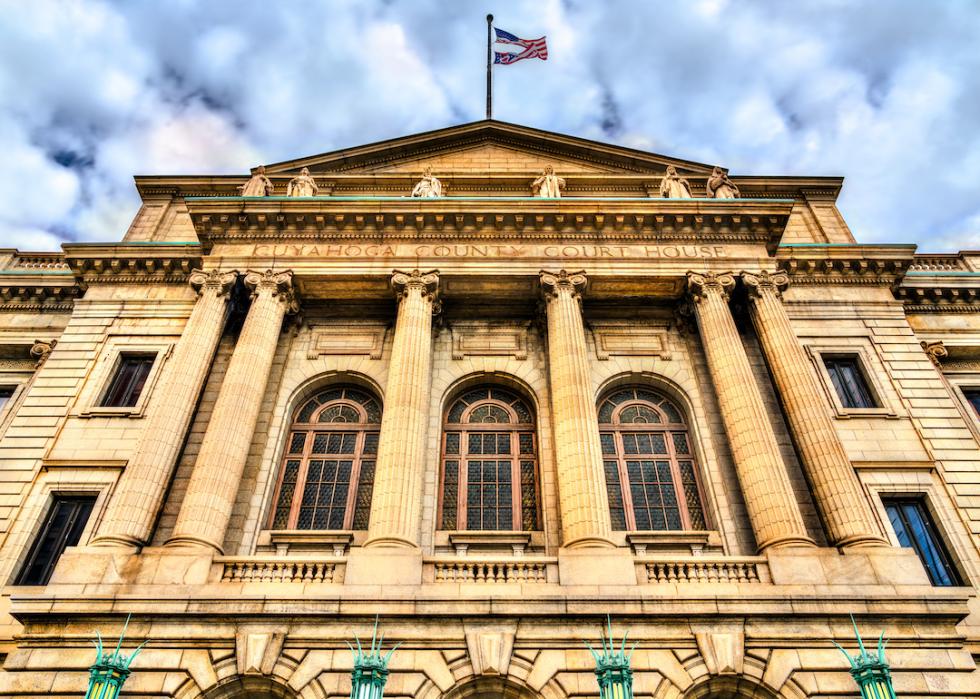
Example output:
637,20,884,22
486,14,493,119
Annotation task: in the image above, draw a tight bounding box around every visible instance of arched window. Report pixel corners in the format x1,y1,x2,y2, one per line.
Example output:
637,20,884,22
269,386,381,530
439,386,540,531
598,386,707,531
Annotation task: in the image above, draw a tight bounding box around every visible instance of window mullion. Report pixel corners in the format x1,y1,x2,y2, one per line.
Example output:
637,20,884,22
344,430,364,530
616,432,637,531
289,431,315,529
458,431,469,531
665,430,692,530
510,430,521,530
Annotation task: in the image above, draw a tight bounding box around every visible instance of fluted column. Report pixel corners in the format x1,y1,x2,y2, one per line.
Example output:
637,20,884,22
92,269,237,549
540,270,614,548
365,270,439,548
166,270,297,552
687,271,814,551
742,271,887,548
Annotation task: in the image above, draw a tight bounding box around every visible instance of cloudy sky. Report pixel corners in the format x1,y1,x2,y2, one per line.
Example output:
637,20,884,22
2,0,979,251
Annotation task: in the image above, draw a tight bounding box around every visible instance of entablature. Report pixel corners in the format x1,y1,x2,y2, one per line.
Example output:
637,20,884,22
185,196,794,252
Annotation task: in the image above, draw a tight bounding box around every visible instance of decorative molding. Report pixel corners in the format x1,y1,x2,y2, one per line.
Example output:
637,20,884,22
450,321,529,361
30,339,56,369
590,323,671,361
778,256,911,285
921,340,948,367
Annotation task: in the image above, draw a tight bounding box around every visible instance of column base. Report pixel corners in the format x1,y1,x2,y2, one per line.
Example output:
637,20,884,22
562,535,617,550
837,533,891,549
757,534,816,552
164,534,223,554
363,534,419,549
88,533,142,553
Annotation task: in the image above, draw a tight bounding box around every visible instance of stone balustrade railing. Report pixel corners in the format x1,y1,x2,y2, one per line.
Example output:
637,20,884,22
908,255,970,272
216,557,343,583
7,253,71,270
641,557,769,584
425,557,557,583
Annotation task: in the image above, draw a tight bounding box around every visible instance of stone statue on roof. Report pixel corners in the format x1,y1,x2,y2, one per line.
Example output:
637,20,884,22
532,165,565,198
660,165,693,199
706,166,740,199
411,167,443,198
287,167,319,197
239,165,274,197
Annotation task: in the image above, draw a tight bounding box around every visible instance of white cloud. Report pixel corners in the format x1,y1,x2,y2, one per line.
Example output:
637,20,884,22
0,0,979,251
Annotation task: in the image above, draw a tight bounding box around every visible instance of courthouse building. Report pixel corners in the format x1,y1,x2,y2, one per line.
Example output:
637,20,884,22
0,120,979,698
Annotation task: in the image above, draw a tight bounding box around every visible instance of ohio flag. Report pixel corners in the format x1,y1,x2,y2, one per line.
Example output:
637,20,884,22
493,27,548,65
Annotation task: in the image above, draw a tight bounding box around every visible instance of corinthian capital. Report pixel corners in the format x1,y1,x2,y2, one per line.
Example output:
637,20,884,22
244,269,299,312
686,271,736,302
391,269,439,302
539,269,588,299
741,270,789,299
189,269,238,297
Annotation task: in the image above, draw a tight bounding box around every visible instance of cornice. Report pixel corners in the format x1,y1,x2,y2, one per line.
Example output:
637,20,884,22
776,244,915,285
0,250,79,309
63,243,203,285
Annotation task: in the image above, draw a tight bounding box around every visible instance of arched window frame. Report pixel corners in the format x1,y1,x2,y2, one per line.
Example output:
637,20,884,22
598,386,708,532
439,386,541,531
268,386,381,531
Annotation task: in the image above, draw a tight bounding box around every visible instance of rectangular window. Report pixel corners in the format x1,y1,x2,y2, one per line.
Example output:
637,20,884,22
14,495,96,586
824,356,877,409
962,388,980,418
0,386,14,412
99,354,154,408
884,498,962,587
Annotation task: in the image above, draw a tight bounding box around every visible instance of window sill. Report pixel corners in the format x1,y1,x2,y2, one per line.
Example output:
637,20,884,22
626,530,721,555
447,530,533,556
77,406,145,419
267,530,354,556
831,407,899,419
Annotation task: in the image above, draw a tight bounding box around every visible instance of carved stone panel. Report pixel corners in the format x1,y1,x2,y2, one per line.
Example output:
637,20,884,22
307,323,388,360
590,322,671,361
450,321,529,361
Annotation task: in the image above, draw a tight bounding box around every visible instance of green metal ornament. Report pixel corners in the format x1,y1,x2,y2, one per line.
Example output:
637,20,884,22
585,616,637,699
85,614,147,699
348,617,399,699
834,615,897,699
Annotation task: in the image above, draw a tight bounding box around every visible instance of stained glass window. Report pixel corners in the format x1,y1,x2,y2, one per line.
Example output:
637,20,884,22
440,386,539,531
597,386,707,532
270,386,382,531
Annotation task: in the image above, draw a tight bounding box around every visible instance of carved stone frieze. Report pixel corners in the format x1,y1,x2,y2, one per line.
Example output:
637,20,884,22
308,323,388,360
590,322,671,361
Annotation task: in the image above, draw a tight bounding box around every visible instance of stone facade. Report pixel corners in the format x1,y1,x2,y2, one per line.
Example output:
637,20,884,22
0,121,977,698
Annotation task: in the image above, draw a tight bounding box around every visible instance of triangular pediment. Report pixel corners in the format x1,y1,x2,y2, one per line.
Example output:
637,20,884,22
262,120,717,177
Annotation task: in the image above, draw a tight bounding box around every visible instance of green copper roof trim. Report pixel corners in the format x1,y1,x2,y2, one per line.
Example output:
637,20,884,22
185,195,795,203
905,271,980,276
0,270,73,276
779,243,916,248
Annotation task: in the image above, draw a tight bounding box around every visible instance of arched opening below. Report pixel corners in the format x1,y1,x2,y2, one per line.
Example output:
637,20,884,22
683,676,781,699
201,676,299,699
442,677,541,699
